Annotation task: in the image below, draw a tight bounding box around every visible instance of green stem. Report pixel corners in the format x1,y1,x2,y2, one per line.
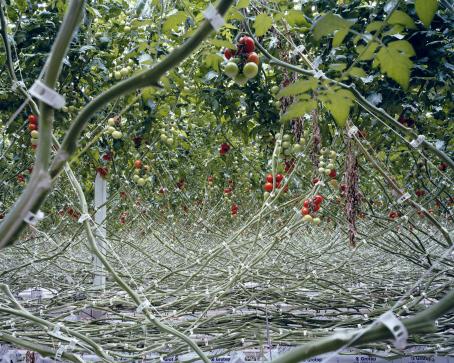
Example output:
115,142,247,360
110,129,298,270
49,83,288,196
271,289,454,363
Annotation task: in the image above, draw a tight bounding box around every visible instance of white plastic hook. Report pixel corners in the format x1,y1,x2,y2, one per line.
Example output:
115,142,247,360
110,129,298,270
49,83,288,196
379,311,408,349
24,210,45,226
29,80,66,109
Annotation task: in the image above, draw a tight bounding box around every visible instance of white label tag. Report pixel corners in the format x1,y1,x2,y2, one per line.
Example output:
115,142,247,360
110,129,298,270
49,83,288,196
410,135,425,148
29,80,66,109
203,4,225,31
78,214,91,223
24,210,45,225
397,192,411,204
348,126,359,138
379,311,408,349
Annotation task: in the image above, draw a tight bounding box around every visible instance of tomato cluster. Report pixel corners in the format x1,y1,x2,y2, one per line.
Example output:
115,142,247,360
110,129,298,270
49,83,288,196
263,173,288,196
132,159,150,186
231,203,238,217
28,114,39,151
300,195,324,224
223,36,259,85
219,143,230,156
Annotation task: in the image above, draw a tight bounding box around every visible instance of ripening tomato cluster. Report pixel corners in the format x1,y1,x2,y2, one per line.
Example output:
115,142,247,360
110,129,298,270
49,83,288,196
300,195,324,225
132,159,150,186
223,179,235,199
223,36,259,85
28,115,39,151
263,173,289,199
231,203,239,217
219,143,231,156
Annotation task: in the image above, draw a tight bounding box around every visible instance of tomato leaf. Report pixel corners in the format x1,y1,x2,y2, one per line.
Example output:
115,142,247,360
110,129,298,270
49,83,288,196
415,0,438,28
254,13,273,36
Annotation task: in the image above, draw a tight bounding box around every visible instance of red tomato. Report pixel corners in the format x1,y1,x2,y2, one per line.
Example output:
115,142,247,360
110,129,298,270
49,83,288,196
312,178,320,185
312,204,320,212
438,162,448,171
276,173,284,182
224,48,234,59
328,169,337,178
264,182,273,192
28,115,38,124
102,152,112,161
134,160,142,169
415,189,425,197
266,174,273,183
239,36,255,53
28,123,37,131
313,195,324,205
283,185,289,193
208,176,214,182
301,207,310,216
388,211,398,219
303,200,310,208
247,52,259,64
224,187,232,194
96,167,108,178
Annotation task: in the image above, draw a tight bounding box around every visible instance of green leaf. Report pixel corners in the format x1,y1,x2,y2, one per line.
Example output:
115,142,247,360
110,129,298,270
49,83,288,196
281,100,317,122
276,78,318,98
356,42,380,61
163,11,186,33
347,67,367,78
236,0,250,9
209,39,236,50
375,41,415,89
321,89,354,128
388,40,416,57
332,28,349,47
388,10,416,29
312,13,355,40
204,53,223,71
286,10,309,27
415,0,438,28
366,21,384,33
254,13,273,36
329,63,347,72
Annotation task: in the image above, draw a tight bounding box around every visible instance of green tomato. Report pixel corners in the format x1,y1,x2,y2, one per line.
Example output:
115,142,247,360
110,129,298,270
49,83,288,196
107,117,115,126
271,85,280,94
292,143,303,153
30,130,39,139
120,67,129,77
133,174,140,181
313,217,321,225
114,71,122,80
243,62,258,79
112,130,123,139
274,101,281,108
160,134,167,142
224,62,239,78
282,134,291,141
302,214,313,222
234,73,248,86
107,126,116,134
137,177,146,186
282,141,291,149
165,137,174,146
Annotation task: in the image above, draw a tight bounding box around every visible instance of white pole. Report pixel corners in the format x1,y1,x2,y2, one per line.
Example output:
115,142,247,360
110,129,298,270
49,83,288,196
93,172,107,289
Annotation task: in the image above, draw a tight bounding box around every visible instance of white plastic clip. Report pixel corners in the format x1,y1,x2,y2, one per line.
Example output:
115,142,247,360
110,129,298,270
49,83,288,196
410,135,425,148
55,344,66,361
379,311,408,349
24,210,45,225
136,299,150,313
78,214,90,223
397,192,411,204
203,4,225,31
68,338,77,350
29,80,66,109
348,126,359,138
52,322,63,338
